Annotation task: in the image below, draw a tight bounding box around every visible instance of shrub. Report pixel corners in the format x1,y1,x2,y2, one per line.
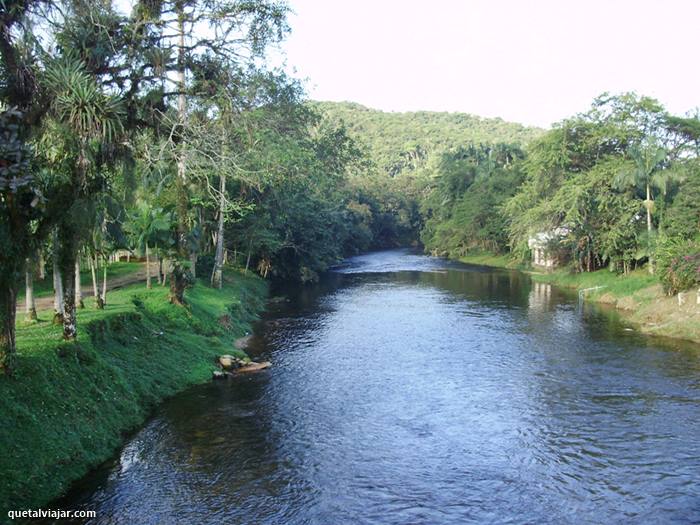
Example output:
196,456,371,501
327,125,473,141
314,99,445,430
656,238,700,295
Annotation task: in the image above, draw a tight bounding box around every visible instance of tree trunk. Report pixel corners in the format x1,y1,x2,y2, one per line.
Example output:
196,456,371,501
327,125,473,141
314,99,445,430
60,252,77,341
25,259,37,322
55,219,79,340
102,262,107,307
645,183,653,233
189,251,197,279
156,249,162,285
75,259,84,309
146,243,152,289
646,183,654,275
0,278,17,374
38,249,45,280
162,258,168,287
176,2,189,256
245,238,252,274
211,173,226,289
52,257,64,324
587,236,592,273
90,255,103,308
169,261,188,306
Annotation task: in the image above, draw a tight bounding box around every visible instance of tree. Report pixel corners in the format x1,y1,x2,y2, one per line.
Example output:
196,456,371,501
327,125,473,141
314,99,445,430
501,93,678,270
662,160,700,240
0,109,42,371
44,56,125,339
0,0,55,372
136,0,290,259
124,200,173,289
614,141,681,273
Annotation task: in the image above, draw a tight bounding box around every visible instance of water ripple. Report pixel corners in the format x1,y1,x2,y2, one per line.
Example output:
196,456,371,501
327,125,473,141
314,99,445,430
50,250,700,525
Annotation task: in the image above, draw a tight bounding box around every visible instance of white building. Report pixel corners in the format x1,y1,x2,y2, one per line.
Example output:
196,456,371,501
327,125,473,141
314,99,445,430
528,227,569,269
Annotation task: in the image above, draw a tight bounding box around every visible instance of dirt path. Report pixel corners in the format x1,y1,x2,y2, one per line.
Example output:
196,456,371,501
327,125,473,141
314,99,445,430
28,263,161,312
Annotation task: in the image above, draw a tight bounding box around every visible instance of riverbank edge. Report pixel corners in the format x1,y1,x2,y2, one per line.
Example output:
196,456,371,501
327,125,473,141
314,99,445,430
456,253,700,344
0,271,267,515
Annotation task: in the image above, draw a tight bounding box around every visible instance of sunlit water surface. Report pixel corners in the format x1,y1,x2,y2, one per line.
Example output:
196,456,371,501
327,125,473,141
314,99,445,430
48,249,700,524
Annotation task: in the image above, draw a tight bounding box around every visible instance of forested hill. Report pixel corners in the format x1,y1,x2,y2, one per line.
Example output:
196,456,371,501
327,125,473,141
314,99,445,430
311,101,544,175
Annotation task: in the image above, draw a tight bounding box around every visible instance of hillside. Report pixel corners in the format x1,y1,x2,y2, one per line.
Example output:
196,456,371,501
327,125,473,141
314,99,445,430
311,101,544,175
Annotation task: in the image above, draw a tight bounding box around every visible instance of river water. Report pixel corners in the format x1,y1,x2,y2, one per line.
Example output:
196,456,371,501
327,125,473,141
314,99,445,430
53,250,700,524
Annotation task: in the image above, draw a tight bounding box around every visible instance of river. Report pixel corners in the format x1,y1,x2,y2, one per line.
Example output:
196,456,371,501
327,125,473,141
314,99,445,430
51,249,700,524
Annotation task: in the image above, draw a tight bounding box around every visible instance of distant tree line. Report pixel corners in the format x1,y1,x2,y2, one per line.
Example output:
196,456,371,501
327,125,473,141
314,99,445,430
392,96,698,293
318,96,700,297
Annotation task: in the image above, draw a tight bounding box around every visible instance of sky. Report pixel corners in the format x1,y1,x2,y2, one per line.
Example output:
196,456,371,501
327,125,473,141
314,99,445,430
275,0,700,128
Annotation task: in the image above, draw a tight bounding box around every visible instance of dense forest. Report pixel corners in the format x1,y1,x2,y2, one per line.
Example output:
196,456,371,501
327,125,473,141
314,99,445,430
413,94,700,290
312,101,542,175
317,96,700,300
2,0,700,376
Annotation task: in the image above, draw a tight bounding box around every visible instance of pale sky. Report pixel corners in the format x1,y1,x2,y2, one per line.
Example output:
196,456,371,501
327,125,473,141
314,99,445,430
277,0,700,128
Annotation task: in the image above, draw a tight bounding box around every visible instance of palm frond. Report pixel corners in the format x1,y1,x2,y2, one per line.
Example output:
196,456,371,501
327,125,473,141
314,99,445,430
44,56,125,142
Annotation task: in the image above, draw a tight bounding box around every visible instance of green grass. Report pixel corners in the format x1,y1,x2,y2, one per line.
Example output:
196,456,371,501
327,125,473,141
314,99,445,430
531,267,658,299
456,251,521,270
0,270,266,516
18,261,144,300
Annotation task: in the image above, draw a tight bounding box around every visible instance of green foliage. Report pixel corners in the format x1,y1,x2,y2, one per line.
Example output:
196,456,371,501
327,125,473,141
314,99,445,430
312,101,543,176
45,56,125,143
502,93,695,272
420,144,524,256
662,161,700,239
124,199,173,253
656,238,700,295
222,100,385,282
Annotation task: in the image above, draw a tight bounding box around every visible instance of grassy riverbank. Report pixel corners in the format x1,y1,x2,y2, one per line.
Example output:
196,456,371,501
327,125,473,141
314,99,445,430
458,252,700,344
532,268,700,342
0,271,266,514
530,268,658,300
457,252,517,269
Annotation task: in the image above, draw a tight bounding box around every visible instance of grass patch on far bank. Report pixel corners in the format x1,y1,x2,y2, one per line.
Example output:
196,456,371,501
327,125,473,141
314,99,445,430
531,267,659,303
453,252,660,306
0,270,266,516
456,251,520,269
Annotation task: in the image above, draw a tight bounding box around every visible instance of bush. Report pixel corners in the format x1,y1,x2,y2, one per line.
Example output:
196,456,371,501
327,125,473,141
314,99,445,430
656,238,700,295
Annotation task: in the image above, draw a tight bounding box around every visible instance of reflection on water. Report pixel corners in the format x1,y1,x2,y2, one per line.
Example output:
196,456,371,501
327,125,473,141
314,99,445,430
528,281,552,312
49,249,700,524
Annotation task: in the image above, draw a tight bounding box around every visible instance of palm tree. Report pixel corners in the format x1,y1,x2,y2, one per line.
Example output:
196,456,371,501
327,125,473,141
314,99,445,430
124,200,173,289
44,56,125,339
614,141,681,274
